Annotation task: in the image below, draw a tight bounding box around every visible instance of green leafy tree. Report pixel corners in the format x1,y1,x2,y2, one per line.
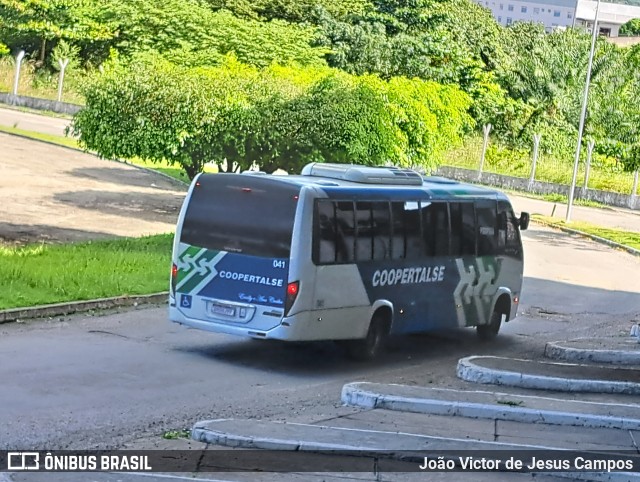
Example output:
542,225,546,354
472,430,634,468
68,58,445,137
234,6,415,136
315,0,500,97
497,27,607,153
316,11,481,88
0,0,112,63
206,0,373,22
71,55,222,179
428,0,506,71
620,18,640,36
93,0,328,68
591,44,640,172
72,56,472,178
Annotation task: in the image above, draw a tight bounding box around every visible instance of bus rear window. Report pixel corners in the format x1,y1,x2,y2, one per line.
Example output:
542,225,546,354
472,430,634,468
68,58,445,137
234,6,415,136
181,174,300,258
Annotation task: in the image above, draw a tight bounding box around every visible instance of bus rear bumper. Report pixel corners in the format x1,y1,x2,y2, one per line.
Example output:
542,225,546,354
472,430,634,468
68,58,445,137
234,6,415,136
169,306,280,338
169,307,369,342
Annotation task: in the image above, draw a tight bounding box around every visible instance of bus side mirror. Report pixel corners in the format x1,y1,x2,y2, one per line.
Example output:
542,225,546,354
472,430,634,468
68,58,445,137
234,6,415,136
519,212,530,231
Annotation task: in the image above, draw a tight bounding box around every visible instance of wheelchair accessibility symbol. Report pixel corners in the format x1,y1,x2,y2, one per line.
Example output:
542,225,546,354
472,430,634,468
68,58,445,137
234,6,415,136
180,294,192,309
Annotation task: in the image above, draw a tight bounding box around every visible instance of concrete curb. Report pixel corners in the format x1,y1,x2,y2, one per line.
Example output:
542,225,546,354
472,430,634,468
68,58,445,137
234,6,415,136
341,382,640,430
532,218,640,257
0,292,168,324
192,418,568,452
192,419,640,482
457,356,640,395
545,339,640,365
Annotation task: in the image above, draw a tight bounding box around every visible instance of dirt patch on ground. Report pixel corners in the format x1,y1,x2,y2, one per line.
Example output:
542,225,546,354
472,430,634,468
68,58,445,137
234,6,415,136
0,133,187,245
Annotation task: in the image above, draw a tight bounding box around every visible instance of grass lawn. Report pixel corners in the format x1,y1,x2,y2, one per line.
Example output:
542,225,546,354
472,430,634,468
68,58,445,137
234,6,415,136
0,235,173,310
0,124,80,150
533,215,640,251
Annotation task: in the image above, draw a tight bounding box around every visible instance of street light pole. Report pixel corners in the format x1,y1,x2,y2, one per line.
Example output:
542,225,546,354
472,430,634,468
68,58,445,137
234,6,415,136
566,0,601,222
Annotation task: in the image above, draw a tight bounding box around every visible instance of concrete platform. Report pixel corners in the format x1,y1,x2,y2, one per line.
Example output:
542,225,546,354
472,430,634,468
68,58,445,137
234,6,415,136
341,383,640,429
545,338,640,365
191,417,640,481
457,356,640,394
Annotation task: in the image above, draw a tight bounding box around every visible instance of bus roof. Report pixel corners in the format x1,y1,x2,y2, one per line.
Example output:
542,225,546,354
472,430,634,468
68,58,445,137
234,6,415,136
229,169,510,202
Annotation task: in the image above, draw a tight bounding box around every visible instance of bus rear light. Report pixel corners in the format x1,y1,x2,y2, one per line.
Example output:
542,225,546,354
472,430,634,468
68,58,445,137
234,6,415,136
287,282,298,296
285,281,299,315
171,263,178,293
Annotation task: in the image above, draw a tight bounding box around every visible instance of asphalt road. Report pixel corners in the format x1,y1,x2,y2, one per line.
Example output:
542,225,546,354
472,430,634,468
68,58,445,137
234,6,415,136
0,107,70,137
1,225,639,451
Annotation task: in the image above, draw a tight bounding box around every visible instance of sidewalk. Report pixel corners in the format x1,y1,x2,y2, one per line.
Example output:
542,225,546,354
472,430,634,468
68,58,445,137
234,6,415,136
186,337,640,481
509,194,640,233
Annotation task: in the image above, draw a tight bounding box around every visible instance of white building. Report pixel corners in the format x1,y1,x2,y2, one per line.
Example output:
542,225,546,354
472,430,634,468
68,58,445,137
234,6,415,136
474,0,640,37
575,1,640,37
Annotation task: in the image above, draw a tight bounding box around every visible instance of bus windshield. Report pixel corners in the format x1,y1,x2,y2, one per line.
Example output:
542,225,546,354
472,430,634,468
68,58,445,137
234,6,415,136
180,174,300,259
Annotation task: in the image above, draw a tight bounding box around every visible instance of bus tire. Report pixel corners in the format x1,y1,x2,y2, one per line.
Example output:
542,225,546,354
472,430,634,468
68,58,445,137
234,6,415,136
346,312,390,361
477,308,503,341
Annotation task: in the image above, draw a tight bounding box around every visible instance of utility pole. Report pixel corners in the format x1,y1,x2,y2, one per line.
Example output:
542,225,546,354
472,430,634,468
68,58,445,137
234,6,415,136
566,0,601,222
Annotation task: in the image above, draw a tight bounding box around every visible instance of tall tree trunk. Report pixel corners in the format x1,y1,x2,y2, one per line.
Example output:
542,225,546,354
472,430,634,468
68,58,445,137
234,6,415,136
40,37,46,64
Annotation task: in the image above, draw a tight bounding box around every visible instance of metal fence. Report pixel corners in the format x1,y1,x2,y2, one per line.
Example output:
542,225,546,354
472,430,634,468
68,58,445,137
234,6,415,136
441,127,639,210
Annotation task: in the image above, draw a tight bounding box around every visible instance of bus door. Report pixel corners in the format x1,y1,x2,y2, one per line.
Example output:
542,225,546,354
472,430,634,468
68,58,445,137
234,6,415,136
475,199,500,325
449,201,492,327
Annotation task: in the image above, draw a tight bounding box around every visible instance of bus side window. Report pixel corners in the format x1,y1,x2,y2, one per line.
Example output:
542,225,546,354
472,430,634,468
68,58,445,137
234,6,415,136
335,201,356,262
498,211,507,249
315,200,338,264
450,202,476,256
390,202,407,259
422,202,449,256
498,200,522,258
476,200,498,256
388,201,425,260
404,201,423,259
371,202,391,260
355,201,374,261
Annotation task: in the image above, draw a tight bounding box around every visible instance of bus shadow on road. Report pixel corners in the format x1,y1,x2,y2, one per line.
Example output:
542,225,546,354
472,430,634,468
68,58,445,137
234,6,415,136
172,328,515,376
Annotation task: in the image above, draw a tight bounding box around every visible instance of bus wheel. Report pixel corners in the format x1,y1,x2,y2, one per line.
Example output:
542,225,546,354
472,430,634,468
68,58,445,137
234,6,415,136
346,312,389,361
477,308,503,341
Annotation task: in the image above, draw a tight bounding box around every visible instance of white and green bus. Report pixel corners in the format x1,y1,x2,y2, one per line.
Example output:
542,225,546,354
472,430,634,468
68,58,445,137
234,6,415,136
170,163,529,359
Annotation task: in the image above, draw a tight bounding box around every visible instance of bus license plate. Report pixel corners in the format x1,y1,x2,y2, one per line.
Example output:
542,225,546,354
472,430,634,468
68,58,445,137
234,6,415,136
210,304,236,317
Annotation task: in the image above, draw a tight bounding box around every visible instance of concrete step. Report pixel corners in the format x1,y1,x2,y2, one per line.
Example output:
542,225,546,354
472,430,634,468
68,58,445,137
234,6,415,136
457,356,640,394
325,408,639,451
191,418,640,481
342,382,640,429
545,338,640,365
